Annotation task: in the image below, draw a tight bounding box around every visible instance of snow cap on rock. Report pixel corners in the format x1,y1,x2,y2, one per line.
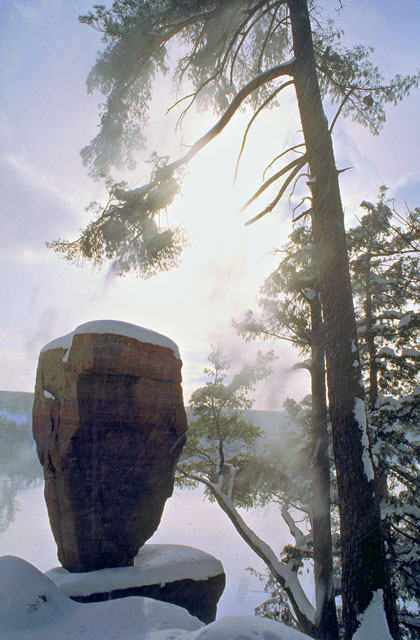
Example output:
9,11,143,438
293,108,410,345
41,319,181,360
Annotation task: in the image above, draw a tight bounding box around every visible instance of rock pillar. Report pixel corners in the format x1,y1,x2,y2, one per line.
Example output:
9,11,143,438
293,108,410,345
32,320,187,572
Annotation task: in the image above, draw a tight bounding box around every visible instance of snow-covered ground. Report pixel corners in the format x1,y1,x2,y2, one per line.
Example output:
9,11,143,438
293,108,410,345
0,554,393,639
0,485,317,639
0,555,202,640
0,555,313,640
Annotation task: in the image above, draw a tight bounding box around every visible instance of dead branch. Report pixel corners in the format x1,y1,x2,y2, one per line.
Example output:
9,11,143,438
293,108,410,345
234,79,294,183
263,143,306,179
245,161,305,225
240,153,307,214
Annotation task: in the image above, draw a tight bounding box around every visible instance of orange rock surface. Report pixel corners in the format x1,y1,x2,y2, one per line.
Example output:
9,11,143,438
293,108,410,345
33,325,187,573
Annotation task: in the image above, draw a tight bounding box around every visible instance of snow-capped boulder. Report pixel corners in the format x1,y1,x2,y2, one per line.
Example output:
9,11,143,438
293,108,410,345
32,320,187,572
0,556,203,640
47,544,225,624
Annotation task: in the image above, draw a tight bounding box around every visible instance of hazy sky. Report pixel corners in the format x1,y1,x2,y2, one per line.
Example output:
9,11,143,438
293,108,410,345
1,0,420,408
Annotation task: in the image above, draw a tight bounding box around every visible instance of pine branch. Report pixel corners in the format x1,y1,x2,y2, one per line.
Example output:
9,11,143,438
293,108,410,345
118,59,296,207
234,79,294,183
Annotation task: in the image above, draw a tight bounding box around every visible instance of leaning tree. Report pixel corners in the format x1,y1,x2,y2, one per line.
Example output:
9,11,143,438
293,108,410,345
49,2,420,637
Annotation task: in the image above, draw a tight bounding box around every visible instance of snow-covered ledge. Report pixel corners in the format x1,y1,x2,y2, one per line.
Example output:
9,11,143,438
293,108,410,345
46,544,223,597
46,544,225,624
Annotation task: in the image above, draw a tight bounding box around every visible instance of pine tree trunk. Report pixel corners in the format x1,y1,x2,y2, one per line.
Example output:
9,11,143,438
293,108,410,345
287,1,399,637
310,293,339,640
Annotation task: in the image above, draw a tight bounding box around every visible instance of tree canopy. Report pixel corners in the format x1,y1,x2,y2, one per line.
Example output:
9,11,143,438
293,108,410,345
48,0,419,276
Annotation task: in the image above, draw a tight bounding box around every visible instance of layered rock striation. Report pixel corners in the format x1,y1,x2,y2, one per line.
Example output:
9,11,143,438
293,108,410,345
33,321,187,573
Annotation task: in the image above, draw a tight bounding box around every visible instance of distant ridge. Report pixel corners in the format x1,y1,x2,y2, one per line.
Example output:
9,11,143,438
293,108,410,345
185,407,289,440
0,391,34,416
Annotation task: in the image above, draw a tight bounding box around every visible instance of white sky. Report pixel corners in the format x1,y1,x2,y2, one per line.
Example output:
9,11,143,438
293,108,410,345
1,0,420,409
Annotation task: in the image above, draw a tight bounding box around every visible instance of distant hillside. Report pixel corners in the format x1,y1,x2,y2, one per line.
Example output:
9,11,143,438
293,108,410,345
185,407,290,441
243,409,290,440
0,391,34,415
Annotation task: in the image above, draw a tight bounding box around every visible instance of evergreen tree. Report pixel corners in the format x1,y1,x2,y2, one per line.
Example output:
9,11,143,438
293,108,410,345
48,3,420,636
239,191,420,636
178,347,327,637
348,190,420,637
348,188,420,404
179,346,271,505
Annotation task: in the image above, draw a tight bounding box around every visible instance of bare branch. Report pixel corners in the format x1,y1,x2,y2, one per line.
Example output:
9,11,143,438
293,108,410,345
291,196,311,218
177,467,317,635
257,7,279,72
329,89,353,133
281,503,310,549
263,143,306,180
293,207,313,223
245,162,306,225
240,153,307,214
234,79,294,183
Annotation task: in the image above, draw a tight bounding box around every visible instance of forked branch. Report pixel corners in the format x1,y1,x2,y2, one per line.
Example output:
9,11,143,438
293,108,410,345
245,161,306,225
118,60,296,203
240,153,307,214
234,79,294,183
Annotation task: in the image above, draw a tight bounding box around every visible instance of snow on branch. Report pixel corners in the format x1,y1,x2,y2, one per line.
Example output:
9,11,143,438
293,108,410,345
177,467,317,636
281,503,310,550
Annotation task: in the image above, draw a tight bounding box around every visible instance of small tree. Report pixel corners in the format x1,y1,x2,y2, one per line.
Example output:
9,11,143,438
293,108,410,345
178,346,333,638
180,346,268,504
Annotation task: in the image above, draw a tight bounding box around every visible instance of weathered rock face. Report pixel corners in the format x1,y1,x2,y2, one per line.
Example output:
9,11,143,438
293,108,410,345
32,321,187,573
